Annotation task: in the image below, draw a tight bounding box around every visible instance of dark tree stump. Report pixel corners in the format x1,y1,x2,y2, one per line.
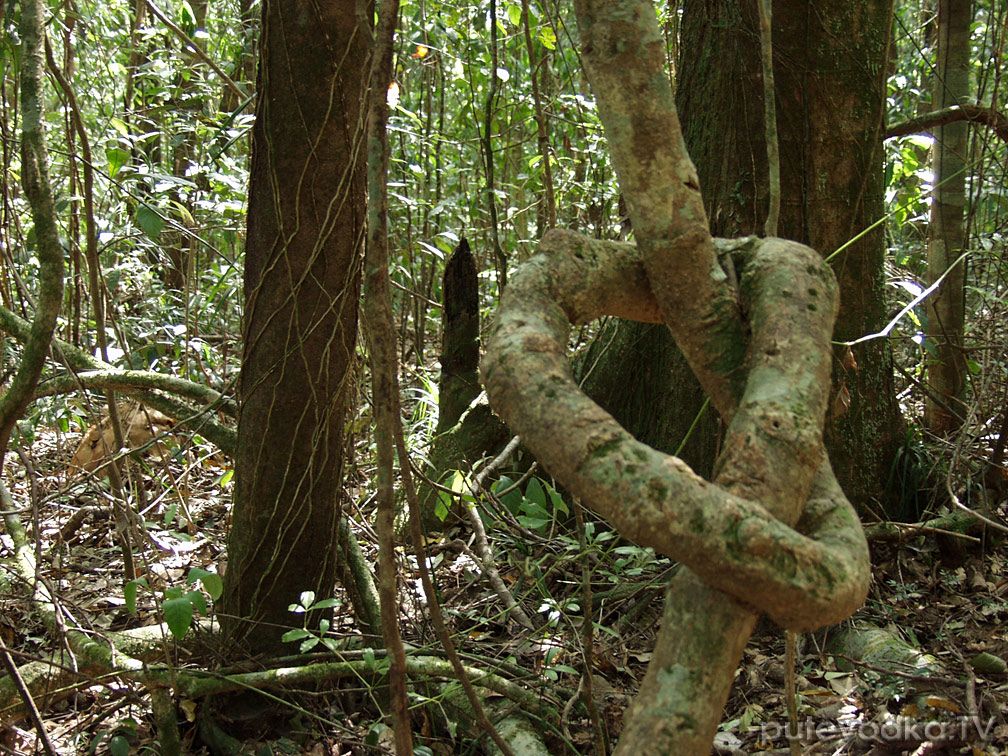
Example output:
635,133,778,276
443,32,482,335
418,238,508,528
437,238,480,434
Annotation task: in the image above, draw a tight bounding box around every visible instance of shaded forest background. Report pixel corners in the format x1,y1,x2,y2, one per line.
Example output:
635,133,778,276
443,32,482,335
1,0,1008,753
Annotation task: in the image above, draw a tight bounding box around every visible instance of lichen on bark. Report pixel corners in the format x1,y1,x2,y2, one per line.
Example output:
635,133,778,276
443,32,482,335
482,2,871,753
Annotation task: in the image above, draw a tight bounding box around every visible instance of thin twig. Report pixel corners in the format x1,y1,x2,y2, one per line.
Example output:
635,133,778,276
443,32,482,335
575,499,607,754
395,432,518,756
0,639,57,756
142,0,245,101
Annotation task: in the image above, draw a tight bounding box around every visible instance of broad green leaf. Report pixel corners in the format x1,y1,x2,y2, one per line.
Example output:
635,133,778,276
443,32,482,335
518,516,550,532
538,26,557,49
135,205,164,239
281,628,311,642
109,117,130,137
106,146,129,178
185,589,207,617
163,502,178,527
188,568,223,600
547,483,568,515
525,478,546,508
164,596,194,638
435,493,450,522
493,476,522,514
109,735,130,756
507,3,522,26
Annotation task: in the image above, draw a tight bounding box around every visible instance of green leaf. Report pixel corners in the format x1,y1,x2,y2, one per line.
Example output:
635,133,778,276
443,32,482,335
135,205,164,239
109,734,130,756
493,476,522,514
282,628,312,642
550,664,578,675
538,26,557,49
186,590,208,616
507,3,522,26
547,483,568,515
124,578,146,614
188,568,223,600
525,478,546,508
163,596,194,638
435,493,450,522
299,590,316,609
366,722,390,746
109,117,130,137
106,146,129,178
518,516,550,532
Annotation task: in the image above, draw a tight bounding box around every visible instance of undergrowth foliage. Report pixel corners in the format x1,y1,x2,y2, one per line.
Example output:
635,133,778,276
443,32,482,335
0,0,1007,753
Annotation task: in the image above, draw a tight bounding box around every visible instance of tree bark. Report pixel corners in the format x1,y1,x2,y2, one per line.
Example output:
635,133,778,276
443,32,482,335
221,0,368,655
577,321,716,477
925,0,971,433
484,4,871,754
677,0,904,511
0,0,65,463
437,238,480,435
483,232,870,756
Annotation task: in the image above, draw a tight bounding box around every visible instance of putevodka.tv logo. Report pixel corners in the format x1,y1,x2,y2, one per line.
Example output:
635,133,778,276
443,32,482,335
760,716,996,744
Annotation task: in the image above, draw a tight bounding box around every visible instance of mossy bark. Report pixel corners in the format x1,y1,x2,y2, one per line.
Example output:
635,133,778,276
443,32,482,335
485,3,873,753
483,232,870,756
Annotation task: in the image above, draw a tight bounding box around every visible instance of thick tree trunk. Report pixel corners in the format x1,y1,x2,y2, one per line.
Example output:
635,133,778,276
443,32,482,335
577,321,716,477
678,0,904,512
484,5,870,755
221,0,367,655
925,0,970,433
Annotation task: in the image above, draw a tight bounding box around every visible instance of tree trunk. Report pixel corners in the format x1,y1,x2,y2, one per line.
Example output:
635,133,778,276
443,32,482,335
925,0,970,433
484,4,871,754
416,237,510,527
437,238,480,435
577,321,716,477
677,0,904,511
221,0,368,656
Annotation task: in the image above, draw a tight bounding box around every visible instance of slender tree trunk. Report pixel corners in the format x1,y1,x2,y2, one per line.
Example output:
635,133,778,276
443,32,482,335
925,0,970,433
221,0,368,655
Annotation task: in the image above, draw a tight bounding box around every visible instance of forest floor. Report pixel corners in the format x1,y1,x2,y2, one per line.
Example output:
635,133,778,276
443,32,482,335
1,423,1007,756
